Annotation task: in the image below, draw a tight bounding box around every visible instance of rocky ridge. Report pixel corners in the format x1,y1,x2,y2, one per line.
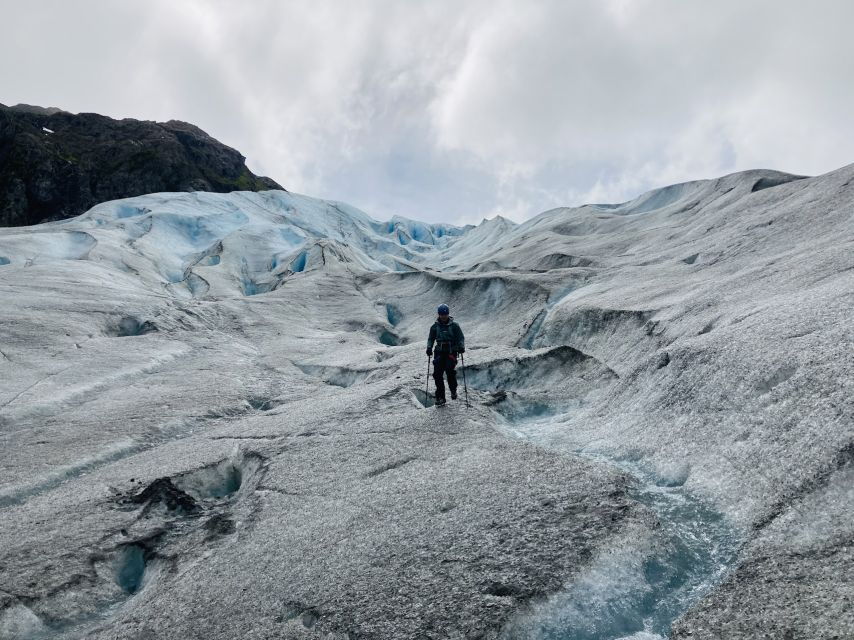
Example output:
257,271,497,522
0,103,282,226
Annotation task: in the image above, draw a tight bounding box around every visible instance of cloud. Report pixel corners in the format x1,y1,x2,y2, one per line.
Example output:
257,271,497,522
2,1,853,224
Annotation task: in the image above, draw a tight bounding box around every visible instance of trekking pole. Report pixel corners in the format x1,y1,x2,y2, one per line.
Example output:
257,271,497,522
461,353,470,408
425,354,431,398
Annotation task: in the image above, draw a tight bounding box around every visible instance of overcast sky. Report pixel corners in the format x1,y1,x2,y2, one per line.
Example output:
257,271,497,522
2,1,853,224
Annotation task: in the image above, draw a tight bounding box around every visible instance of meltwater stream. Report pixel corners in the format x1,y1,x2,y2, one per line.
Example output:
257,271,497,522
497,412,742,640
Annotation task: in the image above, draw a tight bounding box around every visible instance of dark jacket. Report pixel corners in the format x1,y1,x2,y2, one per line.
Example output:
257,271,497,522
427,316,465,353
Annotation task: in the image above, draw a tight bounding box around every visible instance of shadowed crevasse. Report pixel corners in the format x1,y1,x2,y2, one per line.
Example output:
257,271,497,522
115,544,147,595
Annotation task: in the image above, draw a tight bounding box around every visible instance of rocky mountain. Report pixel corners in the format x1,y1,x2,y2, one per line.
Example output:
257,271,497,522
0,103,282,226
0,166,851,639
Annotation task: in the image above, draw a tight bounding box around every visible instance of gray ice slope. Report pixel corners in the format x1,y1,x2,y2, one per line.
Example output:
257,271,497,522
0,165,852,639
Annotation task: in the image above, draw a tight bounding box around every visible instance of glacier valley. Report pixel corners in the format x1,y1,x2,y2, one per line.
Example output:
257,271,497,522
0,166,852,639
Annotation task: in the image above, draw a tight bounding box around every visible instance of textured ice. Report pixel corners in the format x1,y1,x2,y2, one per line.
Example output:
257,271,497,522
0,189,466,300
1,164,852,639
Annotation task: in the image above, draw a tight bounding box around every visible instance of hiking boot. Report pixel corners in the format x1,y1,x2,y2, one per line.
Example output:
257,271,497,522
450,389,458,400
435,397,447,407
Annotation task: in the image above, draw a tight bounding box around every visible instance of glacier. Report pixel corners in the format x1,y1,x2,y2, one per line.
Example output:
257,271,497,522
0,165,852,639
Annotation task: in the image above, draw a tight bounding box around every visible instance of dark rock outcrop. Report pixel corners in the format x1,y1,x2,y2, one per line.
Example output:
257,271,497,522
0,103,283,226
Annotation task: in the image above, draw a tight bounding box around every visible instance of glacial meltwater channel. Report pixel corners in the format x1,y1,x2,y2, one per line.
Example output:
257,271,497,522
496,411,743,640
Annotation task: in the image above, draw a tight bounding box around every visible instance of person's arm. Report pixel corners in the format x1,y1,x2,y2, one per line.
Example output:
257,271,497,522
427,324,436,353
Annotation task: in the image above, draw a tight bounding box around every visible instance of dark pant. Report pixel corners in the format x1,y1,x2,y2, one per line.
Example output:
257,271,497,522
432,352,458,400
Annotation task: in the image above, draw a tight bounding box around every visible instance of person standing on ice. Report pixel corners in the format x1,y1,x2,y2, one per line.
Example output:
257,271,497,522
426,304,465,406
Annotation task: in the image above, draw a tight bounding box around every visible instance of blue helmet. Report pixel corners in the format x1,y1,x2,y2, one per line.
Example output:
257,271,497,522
437,303,450,315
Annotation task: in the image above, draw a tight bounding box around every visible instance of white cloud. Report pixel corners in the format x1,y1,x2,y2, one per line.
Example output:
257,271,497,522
2,1,853,222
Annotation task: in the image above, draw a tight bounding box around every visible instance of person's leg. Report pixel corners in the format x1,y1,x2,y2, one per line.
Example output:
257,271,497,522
447,354,458,399
432,354,446,401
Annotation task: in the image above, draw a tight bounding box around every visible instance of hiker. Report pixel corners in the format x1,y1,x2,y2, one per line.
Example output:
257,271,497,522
426,304,465,406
